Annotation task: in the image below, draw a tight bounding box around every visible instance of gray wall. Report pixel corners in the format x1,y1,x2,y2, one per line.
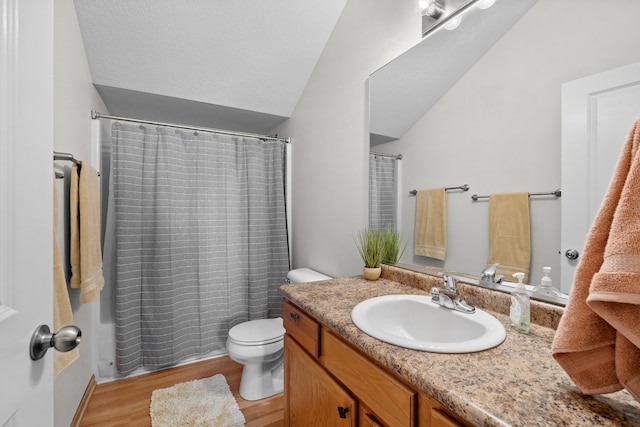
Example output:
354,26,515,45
375,0,640,286
53,1,108,426
273,0,422,278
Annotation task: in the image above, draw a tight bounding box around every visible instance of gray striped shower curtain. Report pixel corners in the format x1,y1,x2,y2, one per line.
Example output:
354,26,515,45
369,153,398,231
111,122,290,374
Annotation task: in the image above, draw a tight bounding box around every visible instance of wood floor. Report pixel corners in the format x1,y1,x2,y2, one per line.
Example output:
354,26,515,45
79,356,284,427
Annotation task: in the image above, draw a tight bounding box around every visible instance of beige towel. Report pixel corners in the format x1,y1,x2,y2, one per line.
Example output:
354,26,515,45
552,118,640,401
487,192,531,282
70,161,104,303
414,188,446,260
53,177,79,376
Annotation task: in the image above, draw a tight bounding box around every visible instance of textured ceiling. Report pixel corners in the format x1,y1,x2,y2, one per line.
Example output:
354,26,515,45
74,0,347,133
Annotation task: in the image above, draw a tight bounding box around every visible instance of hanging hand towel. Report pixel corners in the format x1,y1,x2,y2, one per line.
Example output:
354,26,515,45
53,177,79,376
552,118,640,402
414,188,447,260
70,161,104,303
487,192,531,282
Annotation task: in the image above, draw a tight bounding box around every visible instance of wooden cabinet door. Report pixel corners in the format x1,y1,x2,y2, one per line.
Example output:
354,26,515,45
360,405,387,427
430,409,463,427
284,335,357,426
322,330,416,427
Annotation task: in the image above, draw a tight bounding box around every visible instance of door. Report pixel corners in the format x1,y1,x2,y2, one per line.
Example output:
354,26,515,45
561,61,640,294
0,0,55,425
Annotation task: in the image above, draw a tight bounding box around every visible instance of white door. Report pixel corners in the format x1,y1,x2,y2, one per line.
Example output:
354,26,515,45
561,61,640,294
0,0,55,425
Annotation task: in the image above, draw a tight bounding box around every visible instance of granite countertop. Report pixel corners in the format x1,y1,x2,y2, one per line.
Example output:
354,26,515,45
279,266,640,427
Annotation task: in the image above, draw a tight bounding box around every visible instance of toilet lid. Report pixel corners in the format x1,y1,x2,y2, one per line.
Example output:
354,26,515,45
228,318,285,345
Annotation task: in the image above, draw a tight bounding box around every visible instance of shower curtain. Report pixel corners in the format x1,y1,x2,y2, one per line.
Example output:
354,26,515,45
369,153,398,231
110,122,290,374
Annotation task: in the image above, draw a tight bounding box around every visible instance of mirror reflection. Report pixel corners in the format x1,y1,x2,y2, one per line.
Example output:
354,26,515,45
369,0,640,301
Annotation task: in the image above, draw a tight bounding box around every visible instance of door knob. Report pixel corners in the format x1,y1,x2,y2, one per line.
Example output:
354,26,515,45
29,324,82,361
565,249,580,260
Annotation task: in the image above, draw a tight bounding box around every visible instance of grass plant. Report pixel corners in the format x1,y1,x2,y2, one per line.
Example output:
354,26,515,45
355,228,385,268
381,226,406,265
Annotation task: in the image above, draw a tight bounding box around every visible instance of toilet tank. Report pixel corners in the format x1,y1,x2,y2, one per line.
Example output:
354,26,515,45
287,268,331,284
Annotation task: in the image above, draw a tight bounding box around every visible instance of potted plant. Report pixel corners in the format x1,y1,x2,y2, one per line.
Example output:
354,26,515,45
381,226,406,265
355,228,385,280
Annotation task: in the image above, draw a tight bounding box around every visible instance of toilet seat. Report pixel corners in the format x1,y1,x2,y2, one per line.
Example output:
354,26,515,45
228,318,284,346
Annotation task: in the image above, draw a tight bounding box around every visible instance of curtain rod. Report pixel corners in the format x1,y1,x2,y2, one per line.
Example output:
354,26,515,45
370,151,402,160
91,110,291,144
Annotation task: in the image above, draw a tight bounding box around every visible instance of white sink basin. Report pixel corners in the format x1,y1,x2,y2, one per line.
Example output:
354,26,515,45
351,294,506,353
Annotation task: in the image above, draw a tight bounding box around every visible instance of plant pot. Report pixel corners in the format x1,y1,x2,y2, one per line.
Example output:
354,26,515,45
363,267,381,281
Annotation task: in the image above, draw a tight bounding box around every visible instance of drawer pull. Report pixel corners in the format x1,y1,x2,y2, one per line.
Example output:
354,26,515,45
337,406,349,419
289,312,300,321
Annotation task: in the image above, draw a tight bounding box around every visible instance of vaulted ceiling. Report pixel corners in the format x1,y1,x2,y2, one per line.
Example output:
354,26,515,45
74,0,348,134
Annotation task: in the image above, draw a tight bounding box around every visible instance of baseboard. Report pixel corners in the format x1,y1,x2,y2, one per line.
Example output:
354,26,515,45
70,374,96,427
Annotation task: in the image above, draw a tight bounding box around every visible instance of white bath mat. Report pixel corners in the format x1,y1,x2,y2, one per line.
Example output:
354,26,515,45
150,374,246,427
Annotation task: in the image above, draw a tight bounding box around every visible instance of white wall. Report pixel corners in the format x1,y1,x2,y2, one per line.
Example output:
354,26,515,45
375,0,640,286
273,0,422,278
53,1,108,426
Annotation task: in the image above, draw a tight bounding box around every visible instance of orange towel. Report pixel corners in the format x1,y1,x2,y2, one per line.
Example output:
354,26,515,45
552,118,640,401
69,161,104,303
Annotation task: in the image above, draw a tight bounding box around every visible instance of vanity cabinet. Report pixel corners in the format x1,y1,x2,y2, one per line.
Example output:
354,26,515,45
284,335,356,426
283,300,468,427
419,394,465,427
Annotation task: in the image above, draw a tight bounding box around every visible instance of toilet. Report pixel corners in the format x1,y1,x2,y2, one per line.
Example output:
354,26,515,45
226,268,331,400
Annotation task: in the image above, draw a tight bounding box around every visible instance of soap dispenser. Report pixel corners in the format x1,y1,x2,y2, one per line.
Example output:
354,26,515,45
510,272,530,334
532,267,562,297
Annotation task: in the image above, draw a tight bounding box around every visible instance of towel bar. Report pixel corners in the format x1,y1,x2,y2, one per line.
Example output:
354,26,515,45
471,189,561,201
53,151,101,177
409,184,469,196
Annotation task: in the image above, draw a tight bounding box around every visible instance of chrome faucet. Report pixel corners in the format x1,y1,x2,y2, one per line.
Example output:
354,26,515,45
480,263,504,284
430,274,475,314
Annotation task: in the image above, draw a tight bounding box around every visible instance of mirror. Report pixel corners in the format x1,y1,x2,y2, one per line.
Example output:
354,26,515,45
369,0,640,301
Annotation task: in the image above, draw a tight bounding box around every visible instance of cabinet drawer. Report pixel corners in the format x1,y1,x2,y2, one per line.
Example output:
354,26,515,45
283,300,320,358
322,330,416,427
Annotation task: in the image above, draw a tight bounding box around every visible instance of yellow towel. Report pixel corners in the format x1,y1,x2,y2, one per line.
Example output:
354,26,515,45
70,161,104,303
552,118,640,401
487,192,531,282
53,177,79,376
414,188,446,260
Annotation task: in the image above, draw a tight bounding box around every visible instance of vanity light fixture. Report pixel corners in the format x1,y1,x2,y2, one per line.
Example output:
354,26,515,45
422,0,498,38
476,0,496,10
444,15,462,30
421,0,445,19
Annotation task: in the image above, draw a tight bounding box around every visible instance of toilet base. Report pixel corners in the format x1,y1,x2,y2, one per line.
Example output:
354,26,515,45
238,357,284,401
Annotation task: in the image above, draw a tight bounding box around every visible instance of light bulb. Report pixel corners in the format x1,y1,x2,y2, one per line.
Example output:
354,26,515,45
444,15,461,30
476,0,496,10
